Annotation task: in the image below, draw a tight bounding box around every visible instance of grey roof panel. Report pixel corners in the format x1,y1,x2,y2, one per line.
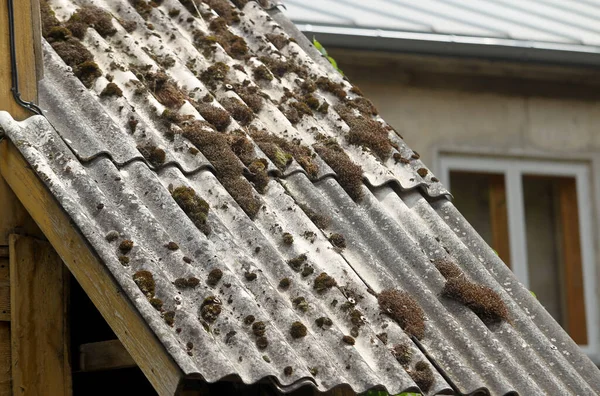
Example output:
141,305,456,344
1,0,599,394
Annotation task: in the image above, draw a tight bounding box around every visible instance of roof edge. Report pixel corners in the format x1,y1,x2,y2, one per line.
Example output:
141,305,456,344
293,24,600,68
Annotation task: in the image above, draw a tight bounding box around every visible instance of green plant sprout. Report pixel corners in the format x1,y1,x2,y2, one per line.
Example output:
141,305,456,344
313,37,344,76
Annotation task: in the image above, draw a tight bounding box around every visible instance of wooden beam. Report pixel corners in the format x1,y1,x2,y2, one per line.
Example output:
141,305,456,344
0,0,39,120
79,340,136,372
9,234,70,395
0,140,184,395
558,177,588,345
0,322,10,396
0,176,43,245
488,174,511,268
0,258,9,322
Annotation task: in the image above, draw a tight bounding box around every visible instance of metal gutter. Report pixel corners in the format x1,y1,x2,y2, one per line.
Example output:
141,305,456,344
295,23,600,67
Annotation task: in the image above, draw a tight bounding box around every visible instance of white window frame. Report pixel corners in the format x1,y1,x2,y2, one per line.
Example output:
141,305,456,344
439,155,598,359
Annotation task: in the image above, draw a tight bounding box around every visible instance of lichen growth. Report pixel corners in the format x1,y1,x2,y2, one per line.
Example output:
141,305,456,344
133,270,155,298
378,289,426,339
172,186,211,235
290,321,307,339
314,272,337,293
207,268,223,286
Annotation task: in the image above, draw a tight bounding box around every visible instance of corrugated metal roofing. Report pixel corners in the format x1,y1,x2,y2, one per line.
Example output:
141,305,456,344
1,0,600,394
283,0,600,48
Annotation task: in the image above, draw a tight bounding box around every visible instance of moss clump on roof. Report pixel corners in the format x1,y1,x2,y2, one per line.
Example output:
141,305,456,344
256,336,268,349
172,186,211,235
47,26,71,41
279,278,291,290
129,0,154,19
314,140,364,201
266,33,290,50
434,259,463,279
220,97,254,126
292,296,309,312
253,65,273,82
181,121,262,218
342,335,355,345
138,144,166,167
174,277,200,288
40,0,60,37
194,103,231,131
297,203,331,229
442,277,510,324
66,6,117,39
208,17,248,60
247,159,270,194
119,240,134,254
301,265,314,277
134,69,186,109
392,343,412,367
193,31,219,57
200,296,222,323
76,61,103,89
378,289,426,340
258,56,308,80
163,310,175,327
165,241,179,250
409,361,434,392
328,233,346,249
204,0,241,24
284,366,293,376
133,270,155,298
244,271,257,281
118,256,130,266
282,233,294,245
287,254,307,272
335,104,391,161
234,83,264,114
315,317,332,329
349,309,365,328
100,82,123,98
207,268,223,286
314,272,336,293
417,168,429,178
290,321,307,339
252,321,266,337
316,76,347,99
250,129,319,178
149,297,163,311
244,315,255,325
393,153,410,164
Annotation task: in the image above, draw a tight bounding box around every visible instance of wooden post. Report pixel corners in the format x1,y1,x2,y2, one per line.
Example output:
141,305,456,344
0,0,40,120
9,235,71,396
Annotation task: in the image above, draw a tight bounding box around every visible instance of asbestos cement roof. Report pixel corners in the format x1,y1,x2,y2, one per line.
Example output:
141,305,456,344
283,0,600,65
1,0,600,394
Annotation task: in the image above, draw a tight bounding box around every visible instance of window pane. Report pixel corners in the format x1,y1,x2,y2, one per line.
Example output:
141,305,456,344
522,175,587,344
450,171,510,266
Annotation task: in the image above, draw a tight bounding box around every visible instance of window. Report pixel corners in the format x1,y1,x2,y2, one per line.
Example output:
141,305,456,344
439,155,598,358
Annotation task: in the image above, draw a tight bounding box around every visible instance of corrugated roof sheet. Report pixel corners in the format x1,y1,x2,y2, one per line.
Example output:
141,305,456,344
1,0,599,394
284,0,600,48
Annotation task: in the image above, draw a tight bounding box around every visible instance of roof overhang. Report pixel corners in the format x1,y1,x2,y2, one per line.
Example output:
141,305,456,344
295,23,600,68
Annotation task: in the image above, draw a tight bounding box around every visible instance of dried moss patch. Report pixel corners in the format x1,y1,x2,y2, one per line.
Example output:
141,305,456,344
392,343,412,367
314,272,336,293
290,321,307,339
252,321,266,337
207,268,223,286
250,129,318,178
328,233,346,249
409,361,434,392
133,270,155,298
200,296,222,322
194,103,231,131
314,140,363,201
247,159,270,194
100,82,123,98
221,97,254,125
66,6,117,39
138,144,166,167
172,186,211,235
378,289,425,340
442,277,510,324
181,121,261,218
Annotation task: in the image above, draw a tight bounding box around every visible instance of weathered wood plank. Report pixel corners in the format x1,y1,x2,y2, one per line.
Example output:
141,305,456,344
0,258,9,322
10,234,70,395
0,0,38,120
0,176,43,246
0,140,184,396
0,248,7,258
0,322,10,396
79,339,136,372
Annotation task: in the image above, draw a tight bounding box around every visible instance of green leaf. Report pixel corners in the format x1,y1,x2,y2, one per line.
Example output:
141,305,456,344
530,290,537,298
312,37,328,56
